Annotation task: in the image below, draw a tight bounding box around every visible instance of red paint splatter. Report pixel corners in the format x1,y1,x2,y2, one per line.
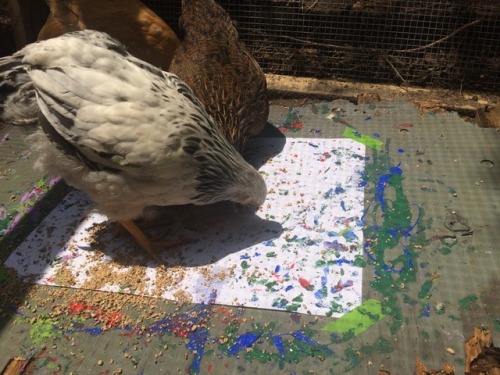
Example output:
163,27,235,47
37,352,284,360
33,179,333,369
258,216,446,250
332,280,354,293
279,121,304,133
67,301,125,328
290,312,301,324
318,152,332,162
298,278,315,291
393,123,414,131
207,364,213,372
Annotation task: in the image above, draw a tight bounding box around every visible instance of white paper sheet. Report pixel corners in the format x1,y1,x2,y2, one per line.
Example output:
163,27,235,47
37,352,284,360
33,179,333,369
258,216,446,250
6,138,366,317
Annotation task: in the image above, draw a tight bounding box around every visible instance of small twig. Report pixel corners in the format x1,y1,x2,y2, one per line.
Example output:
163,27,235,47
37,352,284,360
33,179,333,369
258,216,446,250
278,34,380,53
394,19,481,53
306,0,320,11
383,56,406,84
271,19,481,56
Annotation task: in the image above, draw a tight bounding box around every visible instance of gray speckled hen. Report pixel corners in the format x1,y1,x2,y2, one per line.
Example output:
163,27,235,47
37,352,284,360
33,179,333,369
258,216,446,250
169,0,269,152
0,30,267,263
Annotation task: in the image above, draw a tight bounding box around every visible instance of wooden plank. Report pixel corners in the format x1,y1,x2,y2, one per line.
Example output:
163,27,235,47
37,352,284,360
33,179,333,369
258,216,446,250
1,356,26,375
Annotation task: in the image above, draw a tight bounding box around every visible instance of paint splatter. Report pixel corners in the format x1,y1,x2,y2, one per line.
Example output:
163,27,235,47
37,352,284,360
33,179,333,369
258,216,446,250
342,127,383,150
459,294,478,310
361,147,425,334
322,299,386,335
298,278,315,291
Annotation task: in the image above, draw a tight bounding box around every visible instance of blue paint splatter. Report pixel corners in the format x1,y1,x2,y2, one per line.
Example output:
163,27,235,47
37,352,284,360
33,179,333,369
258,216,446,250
84,327,104,336
335,186,346,194
331,280,354,294
274,265,281,273
340,201,346,211
186,327,208,373
364,116,372,121
272,335,285,356
291,330,334,355
420,303,431,318
372,133,381,138
207,290,217,305
285,285,294,292
272,335,286,369
314,287,328,300
227,332,261,355
334,258,353,266
272,298,289,309
320,267,328,287
324,240,347,252
342,230,358,242
397,148,405,153
363,165,422,274
376,164,403,211
323,188,334,199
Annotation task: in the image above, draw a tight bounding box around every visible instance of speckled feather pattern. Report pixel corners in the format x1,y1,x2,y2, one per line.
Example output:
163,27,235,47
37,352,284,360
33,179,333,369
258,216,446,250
169,0,269,152
2,30,266,220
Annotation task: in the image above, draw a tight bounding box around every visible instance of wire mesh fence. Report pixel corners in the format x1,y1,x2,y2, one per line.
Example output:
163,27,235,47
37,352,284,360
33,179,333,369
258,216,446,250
148,0,500,92
1,0,499,92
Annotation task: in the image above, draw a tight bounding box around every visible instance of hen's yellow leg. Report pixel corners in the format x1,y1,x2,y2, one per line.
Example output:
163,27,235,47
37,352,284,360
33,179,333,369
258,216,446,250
119,219,164,265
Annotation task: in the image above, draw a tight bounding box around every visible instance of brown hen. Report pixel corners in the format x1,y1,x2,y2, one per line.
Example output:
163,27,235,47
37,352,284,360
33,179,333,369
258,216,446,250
38,0,180,70
169,0,269,152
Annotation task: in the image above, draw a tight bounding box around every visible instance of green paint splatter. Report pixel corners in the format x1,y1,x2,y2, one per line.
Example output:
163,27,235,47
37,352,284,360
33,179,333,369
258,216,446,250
345,337,393,371
30,316,58,345
492,316,500,332
418,280,433,299
325,300,344,318
322,299,386,334
265,281,279,292
454,358,465,366
439,247,452,255
241,261,250,269
363,148,424,334
266,251,277,258
285,303,301,312
353,255,366,267
245,348,280,363
421,330,431,340
459,295,478,310
315,260,326,267
403,294,417,306
317,103,330,115
342,127,383,150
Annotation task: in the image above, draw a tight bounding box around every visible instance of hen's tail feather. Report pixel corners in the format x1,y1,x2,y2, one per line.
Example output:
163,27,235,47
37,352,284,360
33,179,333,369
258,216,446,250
0,53,38,125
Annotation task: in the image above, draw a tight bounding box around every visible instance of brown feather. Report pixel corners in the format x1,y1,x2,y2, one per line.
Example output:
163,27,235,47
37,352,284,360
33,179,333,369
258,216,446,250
38,0,180,70
170,0,269,152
